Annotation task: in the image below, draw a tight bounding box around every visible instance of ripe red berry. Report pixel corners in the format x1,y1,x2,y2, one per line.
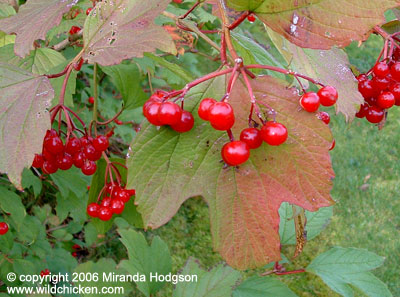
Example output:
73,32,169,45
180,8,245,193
221,141,250,166
208,102,235,130
317,111,330,124
318,86,338,106
87,203,99,217
98,206,113,221
32,154,44,168
390,62,400,81
171,111,194,133
93,135,109,152
356,74,368,82
42,148,56,163
372,76,390,91
81,160,97,175
389,82,400,105
88,97,94,104
80,136,93,147
358,80,376,99
66,137,81,155
114,119,123,125
72,244,81,250
366,106,384,123
198,98,216,121
373,61,390,78
86,7,93,15
40,269,50,277
299,92,320,112
73,151,85,168
239,128,262,149
0,222,9,235
69,26,81,35
72,252,78,257
100,196,112,208
42,160,58,174
377,91,395,109
260,121,288,146
145,101,162,126
247,14,256,22
157,102,182,125
110,199,125,214
172,0,183,3
56,153,73,170
355,104,369,118
143,97,161,118
44,135,64,155
84,144,101,161
116,189,131,203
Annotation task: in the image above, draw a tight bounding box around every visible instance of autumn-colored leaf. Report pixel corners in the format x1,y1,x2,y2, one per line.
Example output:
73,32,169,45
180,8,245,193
0,62,53,189
226,0,400,50
126,74,334,270
164,25,194,55
83,0,177,66
0,0,78,58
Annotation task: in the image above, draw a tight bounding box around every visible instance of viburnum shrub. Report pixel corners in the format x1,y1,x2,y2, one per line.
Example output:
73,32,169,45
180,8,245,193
0,0,398,296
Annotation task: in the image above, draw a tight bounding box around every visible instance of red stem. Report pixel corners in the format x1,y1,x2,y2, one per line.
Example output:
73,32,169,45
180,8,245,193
180,1,200,19
275,269,306,275
96,109,124,125
46,65,69,79
240,68,265,125
228,11,250,30
221,31,227,64
227,129,234,141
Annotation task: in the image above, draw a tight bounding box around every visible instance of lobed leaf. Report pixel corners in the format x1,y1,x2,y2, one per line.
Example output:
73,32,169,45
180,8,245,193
233,276,299,297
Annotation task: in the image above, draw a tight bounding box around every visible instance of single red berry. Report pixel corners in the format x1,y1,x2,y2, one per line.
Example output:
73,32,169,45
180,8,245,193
116,189,131,203
221,141,250,166
114,119,123,125
72,252,78,257
81,160,97,176
110,199,125,214
56,153,73,170
377,91,395,109
208,102,235,130
100,196,112,208
86,7,93,15
260,121,288,146
72,244,81,250
143,98,161,118
84,144,102,161
110,185,122,200
80,136,93,147
40,269,50,277
105,183,113,194
73,151,86,168
69,26,81,35
42,148,56,163
157,102,182,125
88,97,94,104
356,74,368,82
65,137,81,155
364,96,377,107
32,154,44,168
45,129,58,140
0,222,9,235
366,106,384,123
87,185,90,191
358,80,376,99
239,128,262,149
44,135,64,155
106,129,114,138
299,92,320,112
247,14,256,22
87,203,100,217
329,139,336,151
93,135,109,152
98,206,113,221
318,86,338,106
373,61,390,78
389,82,400,105
42,160,58,174
317,111,330,124
172,0,183,3
372,76,390,92
390,62,400,81
150,90,165,101
145,101,162,126
171,111,194,133
355,104,369,118
127,189,136,196
198,98,216,121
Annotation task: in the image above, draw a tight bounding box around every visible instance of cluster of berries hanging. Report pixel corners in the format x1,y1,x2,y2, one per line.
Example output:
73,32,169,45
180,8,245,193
299,86,338,113
0,222,9,235
32,130,109,176
87,182,135,221
356,60,400,123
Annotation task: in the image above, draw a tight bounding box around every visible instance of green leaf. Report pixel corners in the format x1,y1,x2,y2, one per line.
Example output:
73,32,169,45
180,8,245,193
119,228,172,297
56,191,88,224
21,168,42,197
101,63,147,110
233,276,298,297
126,75,334,270
0,3,15,19
84,222,101,247
83,0,176,66
0,31,15,47
0,62,53,189
0,0,80,57
0,186,26,231
173,258,241,297
51,167,88,199
307,247,392,297
227,0,399,50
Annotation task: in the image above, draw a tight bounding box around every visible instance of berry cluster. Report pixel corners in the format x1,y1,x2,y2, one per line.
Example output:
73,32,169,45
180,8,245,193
355,60,400,123
0,222,8,235
86,183,135,221
299,86,338,113
143,91,194,133
32,129,109,176
40,269,50,277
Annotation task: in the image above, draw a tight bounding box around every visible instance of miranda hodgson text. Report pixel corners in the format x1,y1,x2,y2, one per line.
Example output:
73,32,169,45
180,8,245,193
103,272,198,285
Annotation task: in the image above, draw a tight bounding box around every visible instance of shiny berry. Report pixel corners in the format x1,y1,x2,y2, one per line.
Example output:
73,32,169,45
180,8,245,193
80,136,93,147
44,136,64,155
72,244,81,250
390,62,400,81
110,199,125,214
66,137,81,155
299,92,320,112
366,106,384,123
42,148,56,162
171,111,194,133
145,101,162,126
198,98,216,121
377,91,395,109
389,82,400,105
114,119,123,125
358,80,376,99
87,203,99,217
239,128,262,149
56,153,73,170
318,111,330,124
73,151,85,168
116,189,131,203
373,61,390,78
81,160,97,175
32,154,44,168
318,86,338,106
208,102,235,130
72,252,78,257
88,97,94,104
84,145,101,161
372,76,390,91
158,102,182,125
98,206,113,221
247,14,256,22
355,104,369,118
86,7,93,15
221,141,250,166
40,269,50,277
0,222,9,235
356,74,368,82
110,186,122,200
69,26,81,35
42,160,58,174
93,135,109,151
100,196,112,208
260,122,288,146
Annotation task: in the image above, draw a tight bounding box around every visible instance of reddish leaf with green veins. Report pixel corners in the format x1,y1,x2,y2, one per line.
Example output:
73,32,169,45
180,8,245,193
126,74,335,270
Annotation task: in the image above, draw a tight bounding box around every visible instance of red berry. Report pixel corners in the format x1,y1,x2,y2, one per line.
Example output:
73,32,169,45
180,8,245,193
171,111,194,133
157,102,182,125
40,269,50,277
72,252,78,257
366,106,384,123
145,101,162,126
299,92,320,112
80,136,93,147
32,154,44,168
81,160,97,175
86,7,93,15
356,74,368,82
101,196,112,208
110,199,125,214
373,61,390,78
84,144,101,161
198,98,216,121
364,96,377,107
390,62,400,81
208,102,235,130
66,137,81,155
42,148,56,163
73,151,86,168
87,203,99,217
355,104,369,118
239,128,262,149
127,189,136,196
221,141,250,166
56,153,73,170
389,82,400,105
0,222,9,235
114,119,123,125
247,14,256,22
69,26,81,35
372,76,390,92
72,244,81,250
260,122,288,146
98,206,113,221
88,97,94,104
317,111,330,124
173,0,183,3
377,91,395,109
42,160,58,174
93,135,109,152
143,97,161,118
358,80,376,99
318,86,338,106
116,189,131,203
44,135,64,155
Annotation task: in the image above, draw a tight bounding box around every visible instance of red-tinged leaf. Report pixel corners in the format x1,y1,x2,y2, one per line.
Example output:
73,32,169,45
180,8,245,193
0,62,53,189
82,0,177,66
0,0,79,58
226,0,400,50
126,74,334,270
